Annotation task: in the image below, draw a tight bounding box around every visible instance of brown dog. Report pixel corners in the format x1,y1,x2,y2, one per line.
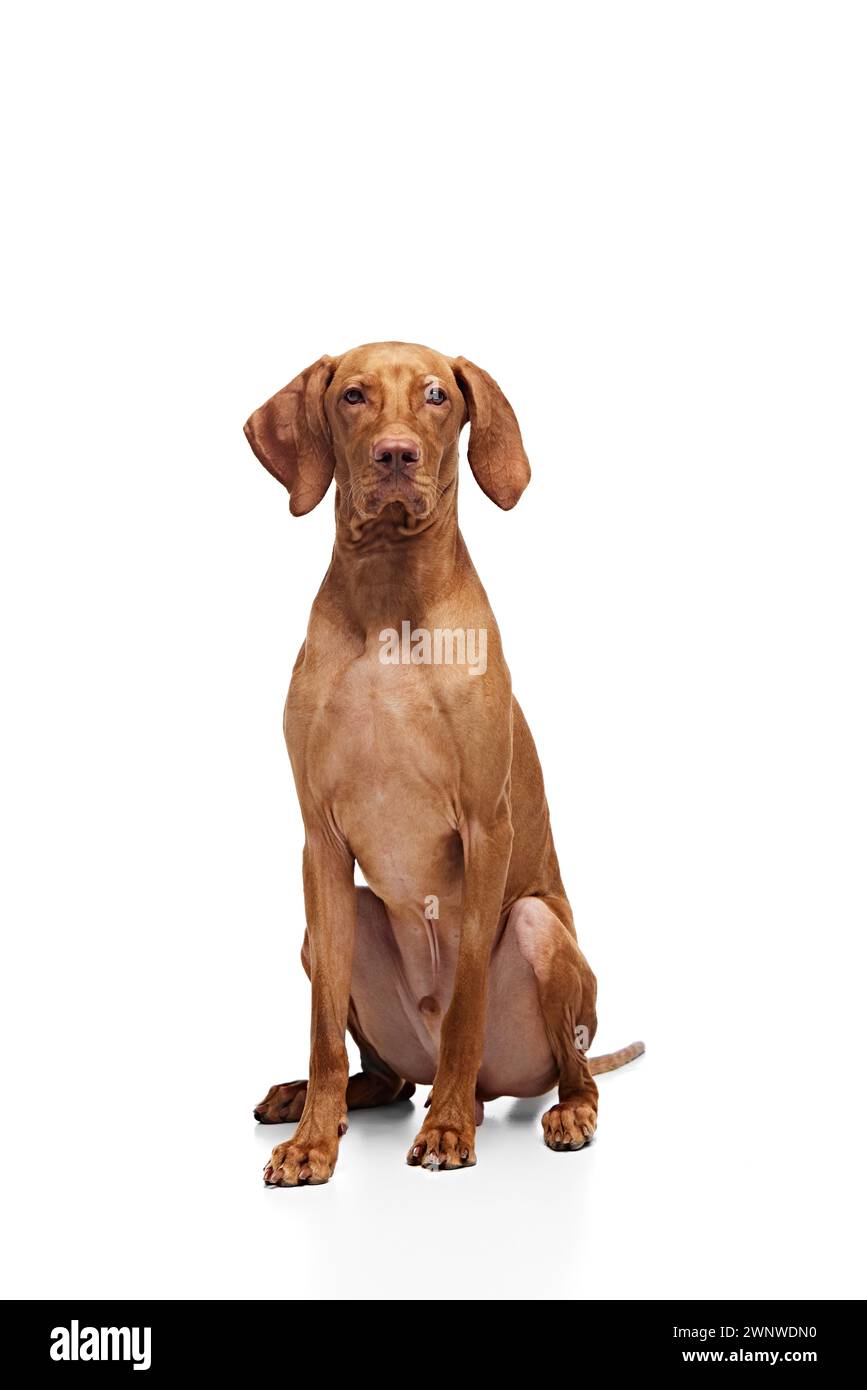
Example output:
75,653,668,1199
245,341,643,1185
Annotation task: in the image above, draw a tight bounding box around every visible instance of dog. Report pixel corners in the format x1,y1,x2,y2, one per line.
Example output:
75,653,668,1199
244,341,643,1185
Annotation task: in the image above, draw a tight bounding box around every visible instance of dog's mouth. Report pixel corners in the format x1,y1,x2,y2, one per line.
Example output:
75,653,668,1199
357,482,432,521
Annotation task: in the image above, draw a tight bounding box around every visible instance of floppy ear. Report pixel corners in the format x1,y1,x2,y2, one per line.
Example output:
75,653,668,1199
452,357,531,509
243,356,335,516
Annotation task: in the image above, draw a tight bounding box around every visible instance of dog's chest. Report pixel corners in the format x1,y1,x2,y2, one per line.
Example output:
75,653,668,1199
318,653,457,797
287,646,467,889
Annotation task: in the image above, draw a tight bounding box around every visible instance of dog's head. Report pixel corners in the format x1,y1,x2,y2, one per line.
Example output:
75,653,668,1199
244,341,530,520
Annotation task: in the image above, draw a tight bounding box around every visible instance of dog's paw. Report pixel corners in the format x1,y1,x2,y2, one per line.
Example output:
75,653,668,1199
264,1129,342,1187
253,1080,308,1124
407,1121,476,1172
541,1099,597,1151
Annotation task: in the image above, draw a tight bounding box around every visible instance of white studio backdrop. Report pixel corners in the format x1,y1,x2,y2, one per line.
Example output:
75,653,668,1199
1,2,865,1299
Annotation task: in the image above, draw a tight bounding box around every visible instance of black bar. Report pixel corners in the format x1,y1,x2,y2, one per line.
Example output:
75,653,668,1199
1,1300,862,1374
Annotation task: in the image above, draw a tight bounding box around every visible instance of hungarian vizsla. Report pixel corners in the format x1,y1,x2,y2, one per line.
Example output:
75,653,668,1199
244,341,643,1185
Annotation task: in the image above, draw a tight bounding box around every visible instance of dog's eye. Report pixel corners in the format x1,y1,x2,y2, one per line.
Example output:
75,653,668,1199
424,383,447,405
343,387,365,405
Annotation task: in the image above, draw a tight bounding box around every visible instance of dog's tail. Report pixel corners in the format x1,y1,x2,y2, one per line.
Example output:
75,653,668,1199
588,1040,645,1075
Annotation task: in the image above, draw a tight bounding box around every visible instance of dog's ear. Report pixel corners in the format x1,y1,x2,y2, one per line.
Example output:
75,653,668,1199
243,356,336,515
451,357,531,510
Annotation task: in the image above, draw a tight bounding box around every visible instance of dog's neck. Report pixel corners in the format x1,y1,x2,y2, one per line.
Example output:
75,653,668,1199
324,478,476,634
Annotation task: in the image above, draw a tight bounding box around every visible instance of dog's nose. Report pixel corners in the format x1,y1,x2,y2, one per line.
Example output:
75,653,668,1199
373,436,421,471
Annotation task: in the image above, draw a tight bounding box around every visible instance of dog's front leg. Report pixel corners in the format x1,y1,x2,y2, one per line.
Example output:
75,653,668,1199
264,832,356,1187
407,811,513,1172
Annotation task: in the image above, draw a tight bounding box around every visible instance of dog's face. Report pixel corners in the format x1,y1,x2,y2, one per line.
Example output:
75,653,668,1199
244,341,530,521
325,343,462,520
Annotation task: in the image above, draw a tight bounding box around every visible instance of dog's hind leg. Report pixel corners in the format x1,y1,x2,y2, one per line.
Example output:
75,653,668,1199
253,1033,414,1124
509,895,602,1151
254,890,416,1125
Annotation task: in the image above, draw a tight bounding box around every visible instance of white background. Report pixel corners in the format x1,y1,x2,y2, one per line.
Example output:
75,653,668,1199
2,2,865,1301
